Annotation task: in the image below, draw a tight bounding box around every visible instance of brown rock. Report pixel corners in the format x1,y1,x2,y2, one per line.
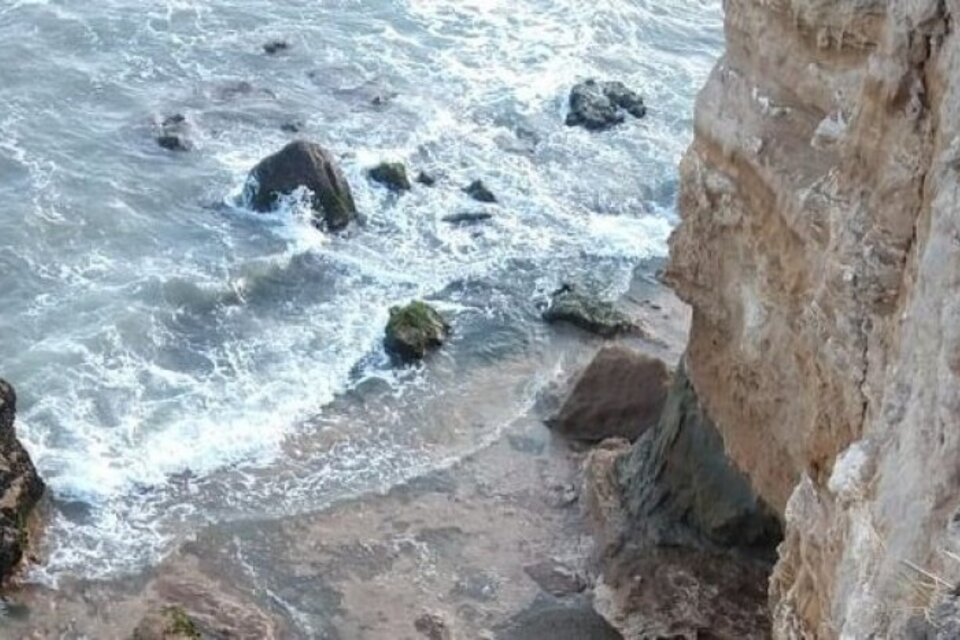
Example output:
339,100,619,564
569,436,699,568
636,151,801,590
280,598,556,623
546,347,669,442
132,606,201,640
414,612,453,640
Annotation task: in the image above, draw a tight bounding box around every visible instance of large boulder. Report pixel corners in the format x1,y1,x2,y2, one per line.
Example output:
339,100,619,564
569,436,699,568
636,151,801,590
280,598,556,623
546,347,670,443
244,140,357,231
542,284,638,337
565,80,646,131
384,301,450,363
0,379,44,582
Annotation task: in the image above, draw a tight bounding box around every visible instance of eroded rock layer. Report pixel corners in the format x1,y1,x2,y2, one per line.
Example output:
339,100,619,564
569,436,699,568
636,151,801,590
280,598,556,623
666,0,960,636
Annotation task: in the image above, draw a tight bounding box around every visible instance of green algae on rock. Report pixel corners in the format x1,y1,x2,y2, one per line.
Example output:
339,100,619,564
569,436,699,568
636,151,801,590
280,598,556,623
368,162,412,192
542,284,638,337
132,606,201,640
384,301,450,362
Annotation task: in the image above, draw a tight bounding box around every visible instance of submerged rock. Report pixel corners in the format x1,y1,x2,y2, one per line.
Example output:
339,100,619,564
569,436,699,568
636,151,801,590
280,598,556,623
384,301,450,362
542,284,638,337
244,140,357,231
546,346,669,442
442,211,493,225
262,40,290,55
464,180,497,203
132,606,201,640
565,80,646,131
368,162,412,192
0,379,45,582
156,114,192,152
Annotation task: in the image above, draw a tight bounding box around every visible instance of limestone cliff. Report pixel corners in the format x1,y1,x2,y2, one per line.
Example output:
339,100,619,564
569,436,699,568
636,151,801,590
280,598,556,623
666,0,960,636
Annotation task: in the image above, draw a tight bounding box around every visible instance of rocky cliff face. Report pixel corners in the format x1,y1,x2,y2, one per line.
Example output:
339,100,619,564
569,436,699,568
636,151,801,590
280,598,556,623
666,0,960,636
0,380,44,581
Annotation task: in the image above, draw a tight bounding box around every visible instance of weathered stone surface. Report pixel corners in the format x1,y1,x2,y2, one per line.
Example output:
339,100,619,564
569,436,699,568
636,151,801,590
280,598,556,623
464,180,497,203
546,346,669,442
0,379,44,582
156,114,192,152
414,612,453,640
368,162,412,192
565,80,646,131
132,606,201,640
384,301,450,362
522,559,586,597
663,0,960,636
542,285,638,338
244,140,357,231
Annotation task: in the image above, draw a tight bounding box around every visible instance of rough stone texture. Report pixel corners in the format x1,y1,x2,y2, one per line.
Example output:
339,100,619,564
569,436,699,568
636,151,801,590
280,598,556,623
542,284,639,338
0,379,44,582
384,301,450,362
545,346,670,442
666,0,960,636
245,140,357,231
132,606,201,640
368,161,412,192
587,363,780,638
565,80,646,131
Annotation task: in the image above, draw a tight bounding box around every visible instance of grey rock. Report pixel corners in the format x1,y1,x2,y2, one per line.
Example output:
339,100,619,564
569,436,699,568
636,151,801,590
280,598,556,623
565,79,646,131
542,284,638,337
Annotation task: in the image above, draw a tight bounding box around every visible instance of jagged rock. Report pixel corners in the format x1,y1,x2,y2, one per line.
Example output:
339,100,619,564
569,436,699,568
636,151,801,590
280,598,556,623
414,612,453,640
442,212,493,225
132,606,201,640
541,284,638,337
464,180,497,203
523,560,587,597
156,114,192,152
546,346,669,442
368,162,412,192
262,40,289,55
565,80,646,131
416,171,437,187
384,301,450,362
244,140,357,231
0,379,44,582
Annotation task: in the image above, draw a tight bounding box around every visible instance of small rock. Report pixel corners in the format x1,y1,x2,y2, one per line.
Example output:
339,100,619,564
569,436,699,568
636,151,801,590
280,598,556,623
414,612,453,640
523,560,588,597
565,79,646,131
384,301,450,362
132,606,201,640
416,171,437,187
368,162,412,192
464,180,497,203
442,212,493,225
263,40,290,55
244,140,357,231
156,113,192,152
280,120,304,133
542,284,638,337
546,346,670,442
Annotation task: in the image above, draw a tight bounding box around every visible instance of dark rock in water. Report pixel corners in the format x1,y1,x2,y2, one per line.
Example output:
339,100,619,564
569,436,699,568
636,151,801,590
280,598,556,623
156,113,192,152
464,180,497,203
244,140,357,231
523,560,587,597
384,301,450,362
263,40,290,55
370,93,398,108
581,360,782,639
0,380,45,582
368,162,412,192
416,171,437,187
280,120,304,133
414,612,452,640
542,284,638,337
132,606,201,639
546,346,670,442
565,79,646,131
442,211,493,225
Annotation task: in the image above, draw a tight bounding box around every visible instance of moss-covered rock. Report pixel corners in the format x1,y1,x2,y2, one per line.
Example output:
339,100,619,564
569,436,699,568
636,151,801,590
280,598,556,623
542,284,638,337
384,301,450,362
132,606,201,640
369,162,412,192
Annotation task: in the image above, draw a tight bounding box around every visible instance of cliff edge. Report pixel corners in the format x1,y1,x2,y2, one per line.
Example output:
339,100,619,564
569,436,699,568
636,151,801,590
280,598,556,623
665,0,960,636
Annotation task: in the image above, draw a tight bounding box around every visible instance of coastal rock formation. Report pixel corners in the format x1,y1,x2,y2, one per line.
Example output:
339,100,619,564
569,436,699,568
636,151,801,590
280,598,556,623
542,284,639,337
384,301,450,362
368,161,412,192
660,0,960,636
0,379,45,582
545,346,670,443
565,80,646,131
244,140,357,231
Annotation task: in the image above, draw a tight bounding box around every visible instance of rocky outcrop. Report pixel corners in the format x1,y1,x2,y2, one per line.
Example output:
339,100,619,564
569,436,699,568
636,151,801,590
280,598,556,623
0,379,45,582
585,363,780,638
244,140,357,231
542,284,639,337
662,0,960,636
565,80,646,131
546,346,670,443
368,162,412,192
132,607,201,640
